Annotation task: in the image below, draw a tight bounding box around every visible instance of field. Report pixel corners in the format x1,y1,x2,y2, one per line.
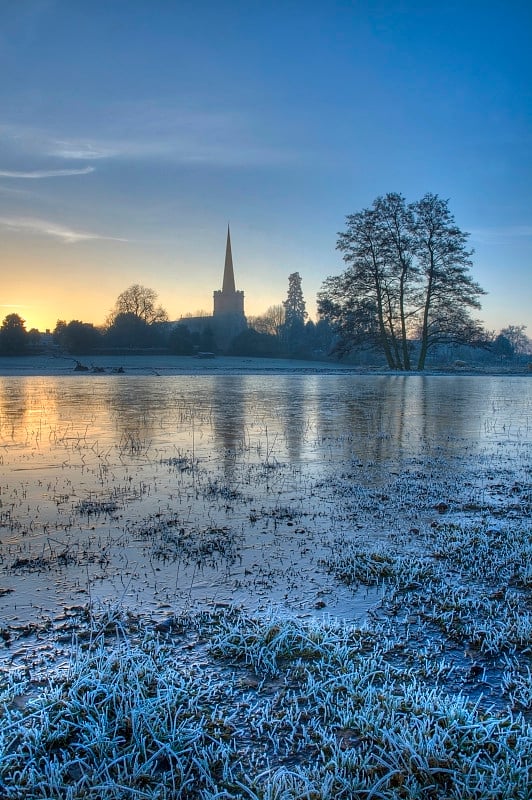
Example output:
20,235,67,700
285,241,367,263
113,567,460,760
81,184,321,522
0,366,530,798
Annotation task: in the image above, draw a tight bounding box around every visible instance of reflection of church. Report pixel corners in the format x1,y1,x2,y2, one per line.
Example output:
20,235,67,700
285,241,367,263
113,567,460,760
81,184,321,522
178,226,247,351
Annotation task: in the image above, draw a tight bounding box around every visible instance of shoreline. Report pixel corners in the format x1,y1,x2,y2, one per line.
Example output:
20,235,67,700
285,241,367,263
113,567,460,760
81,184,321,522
0,353,530,377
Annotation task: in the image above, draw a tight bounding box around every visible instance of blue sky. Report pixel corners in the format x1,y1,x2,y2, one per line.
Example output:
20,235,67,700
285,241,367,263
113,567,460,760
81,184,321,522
0,0,530,334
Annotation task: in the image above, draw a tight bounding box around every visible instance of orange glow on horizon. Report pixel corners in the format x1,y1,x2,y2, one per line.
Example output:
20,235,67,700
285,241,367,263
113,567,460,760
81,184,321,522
2,291,295,335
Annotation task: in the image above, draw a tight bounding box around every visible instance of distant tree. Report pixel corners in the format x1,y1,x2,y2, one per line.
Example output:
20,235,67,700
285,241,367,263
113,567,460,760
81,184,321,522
168,324,194,355
283,272,307,328
0,313,28,355
498,324,531,356
313,317,336,354
198,325,216,353
108,284,168,326
249,304,286,338
105,312,152,348
493,333,515,360
54,320,102,354
318,193,486,370
281,272,308,355
53,320,67,346
27,328,41,348
230,328,280,357
182,309,211,319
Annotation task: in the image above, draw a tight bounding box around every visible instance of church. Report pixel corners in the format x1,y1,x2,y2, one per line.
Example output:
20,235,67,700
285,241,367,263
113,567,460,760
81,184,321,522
213,226,245,319
177,226,247,351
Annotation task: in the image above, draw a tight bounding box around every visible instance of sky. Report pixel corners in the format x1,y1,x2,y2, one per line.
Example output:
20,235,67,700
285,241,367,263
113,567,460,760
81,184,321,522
0,0,531,334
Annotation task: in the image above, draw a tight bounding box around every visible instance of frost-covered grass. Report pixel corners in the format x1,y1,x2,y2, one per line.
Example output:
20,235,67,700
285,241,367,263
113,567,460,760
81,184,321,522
321,512,532,723
428,520,532,587
1,606,532,799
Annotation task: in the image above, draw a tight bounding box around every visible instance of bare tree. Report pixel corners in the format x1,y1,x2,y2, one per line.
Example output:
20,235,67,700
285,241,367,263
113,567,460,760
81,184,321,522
327,196,413,369
107,284,168,326
410,194,485,370
319,193,485,370
376,193,416,370
499,324,531,356
182,309,211,319
317,275,382,359
250,304,285,337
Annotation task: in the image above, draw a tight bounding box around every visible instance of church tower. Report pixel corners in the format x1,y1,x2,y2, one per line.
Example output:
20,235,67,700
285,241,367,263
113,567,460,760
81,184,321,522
213,225,245,318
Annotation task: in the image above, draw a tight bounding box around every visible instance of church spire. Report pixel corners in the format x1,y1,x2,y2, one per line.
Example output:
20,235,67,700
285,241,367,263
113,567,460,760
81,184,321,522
222,224,236,293
213,225,245,320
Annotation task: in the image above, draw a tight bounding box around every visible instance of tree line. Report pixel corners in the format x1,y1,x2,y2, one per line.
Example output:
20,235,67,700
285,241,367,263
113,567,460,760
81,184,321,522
1,193,530,365
0,274,331,359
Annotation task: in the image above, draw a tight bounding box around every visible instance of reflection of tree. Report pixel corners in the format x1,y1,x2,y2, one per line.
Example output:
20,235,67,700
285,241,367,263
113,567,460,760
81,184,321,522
53,382,101,426
327,376,410,468
367,376,408,466
280,375,307,463
107,379,161,454
0,379,29,434
414,376,470,455
313,375,403,481
211,376,318,472
317,375,477,480
211,377,246,475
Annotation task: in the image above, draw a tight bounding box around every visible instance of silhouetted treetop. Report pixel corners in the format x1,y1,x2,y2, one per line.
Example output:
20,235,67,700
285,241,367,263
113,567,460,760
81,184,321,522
107,284,168,326
53,319,102,354
0,313,28,355
283,272,307,329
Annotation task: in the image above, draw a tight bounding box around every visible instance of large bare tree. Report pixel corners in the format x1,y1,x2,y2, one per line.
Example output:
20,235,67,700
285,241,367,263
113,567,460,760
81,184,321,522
319,193,485,370
323,194,414,369
107,284,168,326
410,194,485,370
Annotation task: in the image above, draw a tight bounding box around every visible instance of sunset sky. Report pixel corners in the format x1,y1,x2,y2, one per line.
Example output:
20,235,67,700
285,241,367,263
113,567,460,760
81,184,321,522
1,0,530,334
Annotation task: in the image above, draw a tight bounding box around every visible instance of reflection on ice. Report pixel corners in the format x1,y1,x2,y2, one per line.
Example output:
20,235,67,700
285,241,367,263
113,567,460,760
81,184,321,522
0,374,529,625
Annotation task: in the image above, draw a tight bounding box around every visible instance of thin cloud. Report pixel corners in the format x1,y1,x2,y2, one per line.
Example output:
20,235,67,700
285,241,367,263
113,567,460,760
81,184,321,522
0,216,127,244
0,166,95,178
470,226,532,244
2,112,297,168
0,124,115,162
51,135,295,167
50,141,116,160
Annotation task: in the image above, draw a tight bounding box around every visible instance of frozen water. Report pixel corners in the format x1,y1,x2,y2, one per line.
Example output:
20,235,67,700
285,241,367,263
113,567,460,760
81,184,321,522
0,373,530,625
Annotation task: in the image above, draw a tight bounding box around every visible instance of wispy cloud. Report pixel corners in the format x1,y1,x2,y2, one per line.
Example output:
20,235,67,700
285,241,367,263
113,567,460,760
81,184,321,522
470,225,532,244
52,131,294,167
0,216,127,244
49,134,295,168
0,166,95,178
0,124,116,164
50,142,116,160
1,108,297,169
